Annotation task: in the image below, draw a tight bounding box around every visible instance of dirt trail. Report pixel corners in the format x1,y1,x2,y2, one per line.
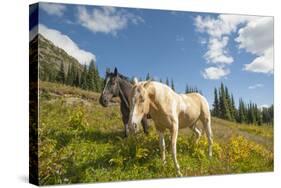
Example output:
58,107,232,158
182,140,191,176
212,120,273,151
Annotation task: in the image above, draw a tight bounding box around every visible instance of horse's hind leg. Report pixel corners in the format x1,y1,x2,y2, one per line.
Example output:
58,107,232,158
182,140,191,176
193,127,201,144
141,116,149,135
191,121,201,144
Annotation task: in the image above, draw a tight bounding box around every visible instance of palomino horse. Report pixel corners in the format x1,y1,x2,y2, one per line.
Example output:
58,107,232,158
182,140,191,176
99,68,149,137
128,79,213,176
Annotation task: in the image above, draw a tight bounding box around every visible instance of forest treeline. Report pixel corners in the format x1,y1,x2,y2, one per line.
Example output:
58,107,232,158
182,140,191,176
41,60,104,93
212,83,273,125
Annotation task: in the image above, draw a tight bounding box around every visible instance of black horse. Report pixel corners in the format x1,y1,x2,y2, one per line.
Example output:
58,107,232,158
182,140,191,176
99,68,149,137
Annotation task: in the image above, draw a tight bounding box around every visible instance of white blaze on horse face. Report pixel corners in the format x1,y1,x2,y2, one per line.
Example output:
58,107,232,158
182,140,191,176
131,96,142,125
102,77,110,95
130,87,145,126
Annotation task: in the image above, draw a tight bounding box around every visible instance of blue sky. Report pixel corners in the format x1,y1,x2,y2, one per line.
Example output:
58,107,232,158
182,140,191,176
30,3,274,107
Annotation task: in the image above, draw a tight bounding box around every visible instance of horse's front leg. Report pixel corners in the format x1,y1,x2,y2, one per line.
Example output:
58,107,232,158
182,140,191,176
158,131,166,165
141,116,149,135
171,124,182,177
121,111,129,137
121,103,130,137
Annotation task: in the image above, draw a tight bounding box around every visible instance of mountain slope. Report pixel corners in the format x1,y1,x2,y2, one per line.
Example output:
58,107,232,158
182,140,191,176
30,34,84,81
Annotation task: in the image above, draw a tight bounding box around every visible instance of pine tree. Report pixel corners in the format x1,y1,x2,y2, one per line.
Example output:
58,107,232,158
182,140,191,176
185,84,189,94
171,79,175,91
219,83,232,120
255,104,262,125
237,99,244,123
81,64,88,90
57,62,65,84
166,78,169,86
213,88,219,117
146,73,151,81
159,78,163,83
74,70,80,87
224,86,233,120
231,94,236,121
66,64,77,86
93,66,101,92
87,60,96,91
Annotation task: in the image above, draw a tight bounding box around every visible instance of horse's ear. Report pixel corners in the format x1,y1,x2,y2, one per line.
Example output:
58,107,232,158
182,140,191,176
114,67,118,76
133,77,138,85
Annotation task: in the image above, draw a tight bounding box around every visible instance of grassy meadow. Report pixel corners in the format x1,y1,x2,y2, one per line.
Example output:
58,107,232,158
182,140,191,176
38,81,273,185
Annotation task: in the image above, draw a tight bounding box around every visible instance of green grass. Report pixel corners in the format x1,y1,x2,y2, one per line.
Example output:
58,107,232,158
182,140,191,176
38,81,273,185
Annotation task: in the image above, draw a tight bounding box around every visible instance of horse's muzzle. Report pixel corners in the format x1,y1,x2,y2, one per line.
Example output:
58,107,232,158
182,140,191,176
99,96,109,107
128,123,137,135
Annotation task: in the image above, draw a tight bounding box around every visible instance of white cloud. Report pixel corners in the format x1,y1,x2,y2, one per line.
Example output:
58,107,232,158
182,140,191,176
248,83,264,89
38,24,96,64
202,66,230,80
194,14,273,79
194,15,253,39
236,17,273,74
243,47,273,74
204,36,233,65
236,17,273,55
40,3,66,17
194,15,255,66
77,6,144,35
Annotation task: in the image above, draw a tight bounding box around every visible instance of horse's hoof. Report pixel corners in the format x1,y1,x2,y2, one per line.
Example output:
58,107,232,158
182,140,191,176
177,171,183,177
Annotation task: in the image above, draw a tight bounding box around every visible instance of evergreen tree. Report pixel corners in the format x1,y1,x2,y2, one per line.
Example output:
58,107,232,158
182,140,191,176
159,78,163,83
87,60,96,91
185,84,189,94
81,64,88,90
93,66,101,92
146,73,151,80
66,64,77,86
171,79,175,91
255,104,262,125
66,64,72,85
268,104,274,125
219,83,232,120
57,62,65,84
213,88,219,117
237,99,244,123
166,78,169,86
74,70,80,87
224,86,233,120
231,94,236,121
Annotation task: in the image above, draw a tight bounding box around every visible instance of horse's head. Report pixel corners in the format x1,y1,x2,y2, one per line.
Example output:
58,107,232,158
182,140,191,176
128,78,150,134
99,67,120,107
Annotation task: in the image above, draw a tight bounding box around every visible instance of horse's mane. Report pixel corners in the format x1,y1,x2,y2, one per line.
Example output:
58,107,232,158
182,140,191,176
118,73,130,81
107,72,130,81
